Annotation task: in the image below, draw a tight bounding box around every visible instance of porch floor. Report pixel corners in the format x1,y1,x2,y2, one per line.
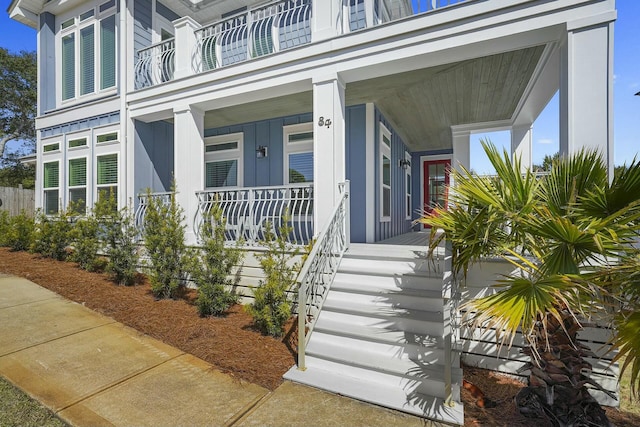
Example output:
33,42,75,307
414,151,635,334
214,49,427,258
377,231,430,246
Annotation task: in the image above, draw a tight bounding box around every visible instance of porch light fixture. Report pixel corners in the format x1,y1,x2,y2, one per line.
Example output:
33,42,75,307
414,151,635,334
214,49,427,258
256,145,268,158
399,159,411,169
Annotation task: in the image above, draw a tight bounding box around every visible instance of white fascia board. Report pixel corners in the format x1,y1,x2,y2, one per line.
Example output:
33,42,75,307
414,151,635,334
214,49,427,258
8,4,38,29
36,97,121,130
127,0,614,118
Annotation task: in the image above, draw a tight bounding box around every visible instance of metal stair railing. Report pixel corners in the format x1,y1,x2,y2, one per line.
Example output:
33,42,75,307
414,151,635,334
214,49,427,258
296,180,350,371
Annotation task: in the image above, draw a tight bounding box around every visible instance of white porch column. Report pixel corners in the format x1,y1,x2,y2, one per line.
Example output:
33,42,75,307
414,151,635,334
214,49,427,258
451,128,470,188
313,74,346,234
560,19,615,179
312,0,341,42
511,124,533,172
173,104,204,245
173,16,200,79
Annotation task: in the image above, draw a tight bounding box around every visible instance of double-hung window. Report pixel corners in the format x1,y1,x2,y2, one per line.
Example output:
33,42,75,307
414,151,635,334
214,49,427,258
380,123,392,221
404,151,411,220
204,134,243,188
60,0,117,102
283,124,313,184
97,153,118,203
43,161,60,214
68,157,87,213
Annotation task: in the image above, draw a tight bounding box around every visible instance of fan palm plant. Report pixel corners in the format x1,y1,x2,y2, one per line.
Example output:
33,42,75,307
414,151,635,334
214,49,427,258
421,142,640,426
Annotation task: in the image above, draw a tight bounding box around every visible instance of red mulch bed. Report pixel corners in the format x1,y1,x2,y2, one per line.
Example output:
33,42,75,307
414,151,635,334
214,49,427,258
1,247,639,426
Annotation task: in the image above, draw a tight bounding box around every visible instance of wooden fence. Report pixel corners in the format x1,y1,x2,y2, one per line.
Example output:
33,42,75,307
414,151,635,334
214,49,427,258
0,186,35,216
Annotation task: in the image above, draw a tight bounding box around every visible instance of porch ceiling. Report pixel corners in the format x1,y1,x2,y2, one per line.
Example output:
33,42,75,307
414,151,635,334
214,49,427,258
203,45,546,152
347,45,546,151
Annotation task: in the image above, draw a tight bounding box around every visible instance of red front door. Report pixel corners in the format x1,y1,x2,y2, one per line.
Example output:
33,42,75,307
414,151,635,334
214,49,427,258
423,159,451,227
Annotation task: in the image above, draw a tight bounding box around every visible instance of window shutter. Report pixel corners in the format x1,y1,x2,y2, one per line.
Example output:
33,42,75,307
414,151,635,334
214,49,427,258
43,162,59,188
62,34,76,100
69,158,87,186
100,15,116,89
80,25,95,95
97,154,118,184
205,160,237,188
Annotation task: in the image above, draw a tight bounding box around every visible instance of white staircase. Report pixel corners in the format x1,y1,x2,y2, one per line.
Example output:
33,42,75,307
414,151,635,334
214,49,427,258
285,242,464,425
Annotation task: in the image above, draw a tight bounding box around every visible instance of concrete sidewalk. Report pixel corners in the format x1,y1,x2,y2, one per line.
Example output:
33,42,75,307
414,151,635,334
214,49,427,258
0,274,433,427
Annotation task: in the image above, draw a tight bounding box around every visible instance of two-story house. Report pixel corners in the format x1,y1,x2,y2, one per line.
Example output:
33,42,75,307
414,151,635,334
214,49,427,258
9,0,617,424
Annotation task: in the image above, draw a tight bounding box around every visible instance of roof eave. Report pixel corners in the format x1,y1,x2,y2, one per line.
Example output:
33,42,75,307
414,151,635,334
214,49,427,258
7,0,39,30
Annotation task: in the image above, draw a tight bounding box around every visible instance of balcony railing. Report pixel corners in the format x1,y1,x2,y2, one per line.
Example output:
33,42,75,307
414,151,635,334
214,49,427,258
133,0,476,89
192,0,311,73
194,183,314,246
134,39,176,89
134,191,174,237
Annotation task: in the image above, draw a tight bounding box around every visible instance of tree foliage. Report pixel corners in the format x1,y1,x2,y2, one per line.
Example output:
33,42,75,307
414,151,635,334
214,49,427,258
0,48,36,157
0,152,35,189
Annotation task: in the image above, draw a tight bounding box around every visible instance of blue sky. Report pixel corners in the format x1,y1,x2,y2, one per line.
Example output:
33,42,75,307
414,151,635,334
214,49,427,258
1,0,638,169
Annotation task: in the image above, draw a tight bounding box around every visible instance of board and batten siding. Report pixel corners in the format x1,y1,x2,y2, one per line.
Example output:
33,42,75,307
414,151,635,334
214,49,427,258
345,105,367,243
39,12,56,114
460,260,620,407
134,119,174,195
133,0,153,89
374,107,412,242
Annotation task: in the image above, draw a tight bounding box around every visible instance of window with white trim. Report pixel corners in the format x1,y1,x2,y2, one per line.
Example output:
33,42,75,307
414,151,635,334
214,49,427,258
96,131,119,144
204,133,243,188
43,142,60,153
405,152,411,220
97,153,118,203
68,136,88,148
43,161,60,214
283,123,313,184
68,157,87,213
379,123,391,221
59,0,116,102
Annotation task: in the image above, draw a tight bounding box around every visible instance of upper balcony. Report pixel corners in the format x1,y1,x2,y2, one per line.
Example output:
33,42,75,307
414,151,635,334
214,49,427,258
133,0,473,89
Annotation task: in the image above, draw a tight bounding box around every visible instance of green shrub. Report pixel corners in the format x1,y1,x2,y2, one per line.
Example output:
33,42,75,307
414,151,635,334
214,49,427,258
98,194,139,286
247,212,300,337
31,208,73,260
142,185,188,299
189,205,243,316
70,214,101,271
0,211,9,246
5,211,34,251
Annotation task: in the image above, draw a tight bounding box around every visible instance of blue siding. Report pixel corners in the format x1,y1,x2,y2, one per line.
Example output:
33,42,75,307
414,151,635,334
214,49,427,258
205,113,312,187
134,0,152,57
410,149,452,221
41,112,120,137
345,105,367,243
375,107,412,242
134,120,174,195
156,1,179,22
39,12,56,114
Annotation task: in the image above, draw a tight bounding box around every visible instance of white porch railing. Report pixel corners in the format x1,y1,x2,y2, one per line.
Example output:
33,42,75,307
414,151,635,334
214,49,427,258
134,191,173,237
194,183,314,246
134,38,176,89
192,0,312,73
297,181,350,371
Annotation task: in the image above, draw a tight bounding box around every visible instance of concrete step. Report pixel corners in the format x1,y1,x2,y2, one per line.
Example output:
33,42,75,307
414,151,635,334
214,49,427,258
338,257,441,277
314,313,445,348
306,331,450,371
323,293,445,337
283,365,464,425
325,289,443,313
332,272,443,296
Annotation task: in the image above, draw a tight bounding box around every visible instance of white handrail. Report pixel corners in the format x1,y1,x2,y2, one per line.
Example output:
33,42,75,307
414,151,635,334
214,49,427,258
297,180,350,370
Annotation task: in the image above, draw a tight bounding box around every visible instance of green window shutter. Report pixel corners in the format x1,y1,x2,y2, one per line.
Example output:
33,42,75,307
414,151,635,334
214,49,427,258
62,34,76,100
43,162,59,188
97,154,118,185
69,158,87,186
80,25,95,95
100,15,116,90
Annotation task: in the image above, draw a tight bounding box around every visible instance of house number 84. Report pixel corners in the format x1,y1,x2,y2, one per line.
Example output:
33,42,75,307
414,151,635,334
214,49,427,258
318,117,332,129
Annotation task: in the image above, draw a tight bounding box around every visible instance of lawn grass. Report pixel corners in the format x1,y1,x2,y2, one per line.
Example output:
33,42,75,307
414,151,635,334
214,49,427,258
0,375,68,427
